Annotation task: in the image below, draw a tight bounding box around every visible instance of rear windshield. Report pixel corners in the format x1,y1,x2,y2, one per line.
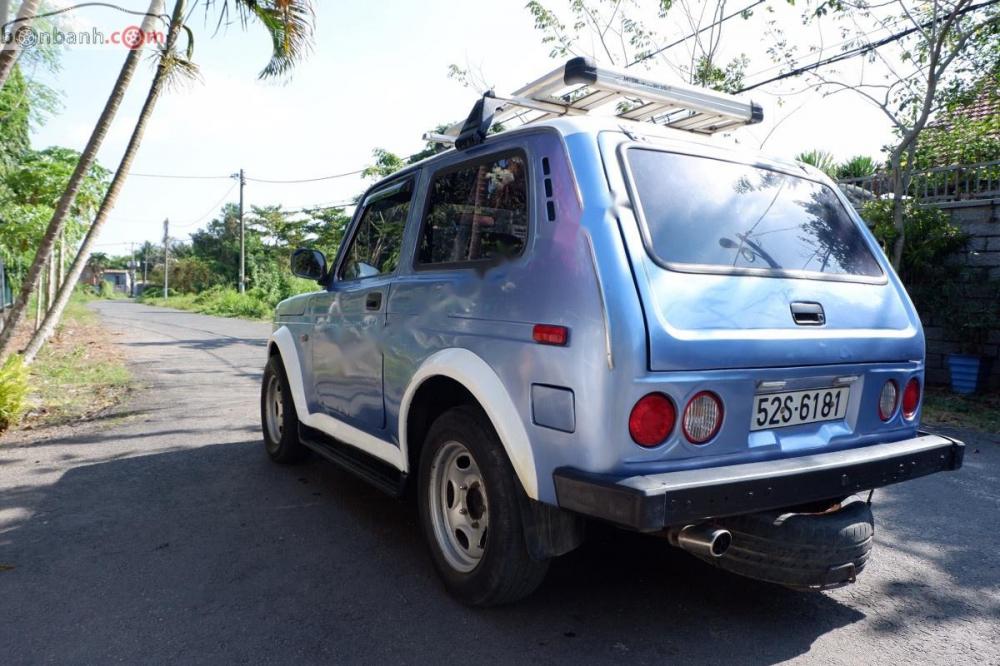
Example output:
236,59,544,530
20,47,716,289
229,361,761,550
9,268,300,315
624,149,883,278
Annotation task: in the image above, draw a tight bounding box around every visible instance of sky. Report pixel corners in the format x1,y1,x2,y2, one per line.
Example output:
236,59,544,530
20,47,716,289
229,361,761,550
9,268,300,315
25,0,898,254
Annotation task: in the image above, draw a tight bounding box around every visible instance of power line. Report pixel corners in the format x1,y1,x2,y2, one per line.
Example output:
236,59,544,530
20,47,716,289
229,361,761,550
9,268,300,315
128,168,366,184
129,172,231,180
245,169,365,184
737,0,1000,93
627,0,766,68
172,182,239,228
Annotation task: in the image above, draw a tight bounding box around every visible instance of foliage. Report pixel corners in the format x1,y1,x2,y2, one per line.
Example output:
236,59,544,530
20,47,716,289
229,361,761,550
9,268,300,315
836,155,880,179
795,149,838,177
97,280,116,299
25,289,131,428
0,354,28,432
362,148,407,179
138,284,308,321
910,103,1000,169
939,275,1000,355
922,385,1000,433
862,199,968,287
203,1,316,79
0,146,110,293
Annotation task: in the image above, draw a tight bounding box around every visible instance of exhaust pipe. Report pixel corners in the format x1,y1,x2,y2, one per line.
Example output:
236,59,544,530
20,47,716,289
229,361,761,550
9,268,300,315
667,524,732,558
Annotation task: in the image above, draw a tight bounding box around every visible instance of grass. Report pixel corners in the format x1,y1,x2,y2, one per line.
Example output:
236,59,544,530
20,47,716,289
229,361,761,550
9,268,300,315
19,290,132,428
139,286,275,321
922,386,1000,435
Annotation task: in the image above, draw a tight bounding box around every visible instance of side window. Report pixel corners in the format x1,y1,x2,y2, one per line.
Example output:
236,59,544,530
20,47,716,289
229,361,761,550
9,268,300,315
339,183,412,280
417,152,529,266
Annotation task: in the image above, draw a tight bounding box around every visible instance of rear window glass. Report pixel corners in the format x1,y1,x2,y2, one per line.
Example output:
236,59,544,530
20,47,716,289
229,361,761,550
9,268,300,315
417,152,529,266
625,149,883,278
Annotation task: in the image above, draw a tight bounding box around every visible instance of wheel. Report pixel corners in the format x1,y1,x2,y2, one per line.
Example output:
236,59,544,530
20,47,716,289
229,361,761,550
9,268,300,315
418,405,549,606
705,498,874,590
261,355,308,464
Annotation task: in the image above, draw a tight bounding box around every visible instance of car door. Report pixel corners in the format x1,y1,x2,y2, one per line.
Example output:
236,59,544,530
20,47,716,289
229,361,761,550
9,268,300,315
310,178,414,432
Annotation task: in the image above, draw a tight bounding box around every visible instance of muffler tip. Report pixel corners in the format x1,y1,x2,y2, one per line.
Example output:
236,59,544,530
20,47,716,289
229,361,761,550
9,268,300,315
669,524,732,558
708,529,732,557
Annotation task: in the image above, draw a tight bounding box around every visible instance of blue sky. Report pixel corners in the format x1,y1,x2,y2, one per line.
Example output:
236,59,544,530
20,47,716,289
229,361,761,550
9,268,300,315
27,0,894,254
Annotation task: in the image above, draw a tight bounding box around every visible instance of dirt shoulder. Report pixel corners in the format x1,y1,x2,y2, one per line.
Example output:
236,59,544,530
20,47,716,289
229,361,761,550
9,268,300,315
2,296,133,445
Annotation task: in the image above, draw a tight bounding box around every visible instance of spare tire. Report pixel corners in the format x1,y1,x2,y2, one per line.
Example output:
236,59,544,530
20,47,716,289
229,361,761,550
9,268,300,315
700,498,874,590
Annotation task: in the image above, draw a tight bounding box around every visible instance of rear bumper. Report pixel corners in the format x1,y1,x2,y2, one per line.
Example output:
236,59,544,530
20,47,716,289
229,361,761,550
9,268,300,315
553,433,964,531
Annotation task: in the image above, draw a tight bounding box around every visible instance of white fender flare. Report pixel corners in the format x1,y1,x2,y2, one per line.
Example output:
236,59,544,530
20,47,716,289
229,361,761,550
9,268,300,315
399,348,539,500
268,326,406,471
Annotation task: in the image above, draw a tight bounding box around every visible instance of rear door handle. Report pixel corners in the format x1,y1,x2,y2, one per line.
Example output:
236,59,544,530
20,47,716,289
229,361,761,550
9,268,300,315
790,301,825,326
365,291,383,311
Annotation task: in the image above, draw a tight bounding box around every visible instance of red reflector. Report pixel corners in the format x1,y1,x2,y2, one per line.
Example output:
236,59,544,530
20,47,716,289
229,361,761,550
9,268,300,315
902,378,921,419
629,393,676,447
532,324,568,346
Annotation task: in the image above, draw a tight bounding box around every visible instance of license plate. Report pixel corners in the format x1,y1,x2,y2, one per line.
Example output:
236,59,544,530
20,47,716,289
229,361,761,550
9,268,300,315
751,387,849,431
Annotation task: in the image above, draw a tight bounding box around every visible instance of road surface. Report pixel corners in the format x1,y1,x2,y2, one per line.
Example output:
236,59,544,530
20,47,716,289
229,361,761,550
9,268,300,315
1,300,997,664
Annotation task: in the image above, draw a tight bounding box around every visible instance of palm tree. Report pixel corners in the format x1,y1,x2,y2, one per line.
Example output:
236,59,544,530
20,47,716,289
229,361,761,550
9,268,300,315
23,0,315,363
0,0,164,361
0,0,40,92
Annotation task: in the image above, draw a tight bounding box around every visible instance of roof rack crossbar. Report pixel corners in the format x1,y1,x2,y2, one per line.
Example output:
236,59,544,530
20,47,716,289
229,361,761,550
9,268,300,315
427,57,763,150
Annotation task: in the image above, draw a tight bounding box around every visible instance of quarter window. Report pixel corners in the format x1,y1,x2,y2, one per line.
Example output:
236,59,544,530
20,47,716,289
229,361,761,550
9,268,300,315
417,152,529,266
339,183,412,280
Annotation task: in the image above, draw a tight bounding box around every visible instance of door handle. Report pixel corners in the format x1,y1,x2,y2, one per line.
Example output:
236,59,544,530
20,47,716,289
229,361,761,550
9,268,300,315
365,291,383,311
790,301,825,326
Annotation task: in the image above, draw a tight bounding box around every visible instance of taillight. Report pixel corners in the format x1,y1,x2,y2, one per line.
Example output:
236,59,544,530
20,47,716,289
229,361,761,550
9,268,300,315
902,378,921,419
532,324,568,346
682,391,723,444
878,380,898,421
629,393,675,447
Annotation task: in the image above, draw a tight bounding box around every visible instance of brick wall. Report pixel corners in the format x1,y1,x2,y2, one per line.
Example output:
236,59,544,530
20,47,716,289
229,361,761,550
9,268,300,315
920,199,1000,389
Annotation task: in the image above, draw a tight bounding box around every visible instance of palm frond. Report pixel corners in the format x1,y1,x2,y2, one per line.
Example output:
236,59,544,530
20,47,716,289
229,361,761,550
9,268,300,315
203,0,315,79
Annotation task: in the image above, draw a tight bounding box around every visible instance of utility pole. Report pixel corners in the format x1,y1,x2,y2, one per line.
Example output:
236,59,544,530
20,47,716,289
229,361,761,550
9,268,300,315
163,218,169,299
129,243,136,298
236,168,246,294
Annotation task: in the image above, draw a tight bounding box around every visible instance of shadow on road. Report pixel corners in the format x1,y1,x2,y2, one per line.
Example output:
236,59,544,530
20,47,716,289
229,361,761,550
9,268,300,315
1,433,995,663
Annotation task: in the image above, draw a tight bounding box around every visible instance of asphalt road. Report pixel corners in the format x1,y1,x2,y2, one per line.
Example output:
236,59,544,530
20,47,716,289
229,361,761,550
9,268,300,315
1,300,998,664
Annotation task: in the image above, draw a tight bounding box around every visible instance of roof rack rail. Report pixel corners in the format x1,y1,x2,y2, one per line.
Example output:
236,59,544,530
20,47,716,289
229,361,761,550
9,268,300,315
426,57,763,150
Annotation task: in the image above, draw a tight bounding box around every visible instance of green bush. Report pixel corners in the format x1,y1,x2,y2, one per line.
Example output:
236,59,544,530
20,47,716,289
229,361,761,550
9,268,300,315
837,155,879,179
0,355,29,433
98,280,116,299
795,149,838,178
862,199,969,286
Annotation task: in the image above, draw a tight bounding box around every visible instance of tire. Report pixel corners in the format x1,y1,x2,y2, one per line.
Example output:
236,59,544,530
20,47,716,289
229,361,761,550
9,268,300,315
261,354,308,464
418,405,549,606
705,498,874,590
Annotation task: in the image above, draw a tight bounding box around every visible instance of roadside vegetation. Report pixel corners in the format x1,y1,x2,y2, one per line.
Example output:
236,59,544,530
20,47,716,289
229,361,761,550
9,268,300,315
922,388,1000,436
0,288,130,437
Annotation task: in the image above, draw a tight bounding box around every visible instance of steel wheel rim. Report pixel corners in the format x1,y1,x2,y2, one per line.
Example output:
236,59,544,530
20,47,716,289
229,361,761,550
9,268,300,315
265,374,284,446
428,440,489,573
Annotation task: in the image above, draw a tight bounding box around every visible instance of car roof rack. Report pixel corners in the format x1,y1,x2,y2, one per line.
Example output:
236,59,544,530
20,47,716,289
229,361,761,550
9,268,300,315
426,57,763,150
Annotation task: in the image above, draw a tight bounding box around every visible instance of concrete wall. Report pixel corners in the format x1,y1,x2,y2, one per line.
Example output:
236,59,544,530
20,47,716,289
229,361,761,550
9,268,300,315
920,199,1000,389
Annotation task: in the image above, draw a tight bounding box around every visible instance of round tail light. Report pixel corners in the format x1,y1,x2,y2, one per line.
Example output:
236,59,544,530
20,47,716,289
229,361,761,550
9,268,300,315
902,378,921,419
629,393,676,447
878,380,898,421
682,391,723,444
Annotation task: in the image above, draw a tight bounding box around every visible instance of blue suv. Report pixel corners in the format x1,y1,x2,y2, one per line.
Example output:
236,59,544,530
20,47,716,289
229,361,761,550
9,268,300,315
261,59,964,606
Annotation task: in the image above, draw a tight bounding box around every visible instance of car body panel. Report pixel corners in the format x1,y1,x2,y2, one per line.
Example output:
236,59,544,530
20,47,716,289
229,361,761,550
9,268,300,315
268,115,932,508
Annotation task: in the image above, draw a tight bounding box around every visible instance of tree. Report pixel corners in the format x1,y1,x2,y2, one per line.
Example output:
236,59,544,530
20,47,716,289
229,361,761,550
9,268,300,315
777,0,1000,268
0,0,164,361
0,0,40,92
15,0,317,363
